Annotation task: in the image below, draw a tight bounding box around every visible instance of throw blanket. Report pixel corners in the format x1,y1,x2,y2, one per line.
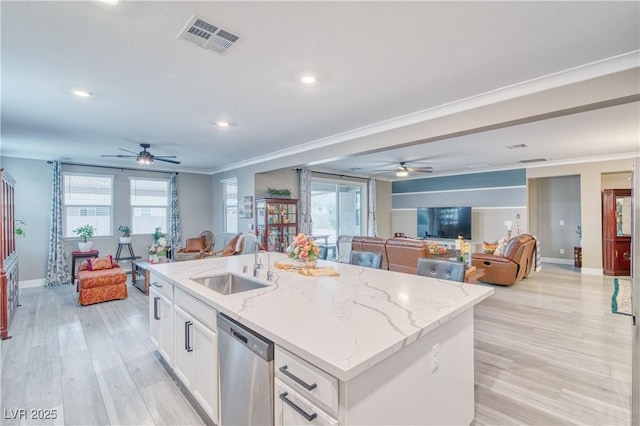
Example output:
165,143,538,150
533,235,542,272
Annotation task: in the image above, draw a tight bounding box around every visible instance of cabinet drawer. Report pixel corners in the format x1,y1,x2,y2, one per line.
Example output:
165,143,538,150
149,273,173,301
175,287,217,331
275,347,338,417
275,379,338,425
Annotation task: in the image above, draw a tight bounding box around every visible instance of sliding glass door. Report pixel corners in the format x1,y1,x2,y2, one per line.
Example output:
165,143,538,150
311,179,366,259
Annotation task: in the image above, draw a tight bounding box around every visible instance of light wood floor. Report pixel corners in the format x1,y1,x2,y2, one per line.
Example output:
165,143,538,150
473,263,632,426
0,264,633,425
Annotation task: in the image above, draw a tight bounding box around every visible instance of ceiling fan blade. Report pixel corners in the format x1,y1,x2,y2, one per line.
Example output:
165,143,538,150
154,155,178,159
155,158,182,165
408,167,434,173
101,154,137,158
118,148,139,155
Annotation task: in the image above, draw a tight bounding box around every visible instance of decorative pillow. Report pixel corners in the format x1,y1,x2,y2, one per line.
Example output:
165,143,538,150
184,236,206,252
493,238,509,257
482,241,499,254
87,255,114,271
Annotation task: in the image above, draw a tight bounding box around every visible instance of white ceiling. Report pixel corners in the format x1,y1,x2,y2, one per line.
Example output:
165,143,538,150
1,1,639,178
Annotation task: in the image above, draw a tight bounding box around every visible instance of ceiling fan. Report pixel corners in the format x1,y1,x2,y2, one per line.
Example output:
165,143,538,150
101,143,181,165
374,161,433,177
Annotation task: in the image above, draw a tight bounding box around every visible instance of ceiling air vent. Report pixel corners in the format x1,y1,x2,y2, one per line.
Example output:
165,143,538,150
518,158,548,164
178,15,240,54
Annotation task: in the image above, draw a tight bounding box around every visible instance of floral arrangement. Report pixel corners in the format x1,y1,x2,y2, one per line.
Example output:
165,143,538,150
149,227,167,256
287,233,320,262
149,237,168,256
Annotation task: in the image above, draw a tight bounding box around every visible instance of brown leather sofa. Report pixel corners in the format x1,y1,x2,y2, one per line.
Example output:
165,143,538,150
385,238,432,274
471,234,536,285
343,236,431,274
352,236,389,270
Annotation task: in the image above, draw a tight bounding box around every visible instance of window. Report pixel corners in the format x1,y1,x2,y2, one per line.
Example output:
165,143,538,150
63,174,113,237
130,178,169,235
223,178,238,233
310,178,366,259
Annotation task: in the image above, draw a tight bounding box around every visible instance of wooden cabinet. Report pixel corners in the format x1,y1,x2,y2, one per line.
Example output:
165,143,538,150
256,198,298,252
602,189,632,276
1,169,19,340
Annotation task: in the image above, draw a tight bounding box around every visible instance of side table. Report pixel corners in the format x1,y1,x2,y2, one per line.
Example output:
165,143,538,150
131,259,171,295
464,267,486,284
71,250,99,290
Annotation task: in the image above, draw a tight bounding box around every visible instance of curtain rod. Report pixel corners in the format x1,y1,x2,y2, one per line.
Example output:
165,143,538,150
297,168,368,181
47,160,178,175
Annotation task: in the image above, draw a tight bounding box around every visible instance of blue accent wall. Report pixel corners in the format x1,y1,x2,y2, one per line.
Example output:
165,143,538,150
391,169,527,209
392,169,526,193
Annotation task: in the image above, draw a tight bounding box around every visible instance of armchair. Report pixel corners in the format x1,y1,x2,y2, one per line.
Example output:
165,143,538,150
174,231,215,261
471,234,536,285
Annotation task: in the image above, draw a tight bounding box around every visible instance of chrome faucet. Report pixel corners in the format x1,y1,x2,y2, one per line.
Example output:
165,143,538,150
255,250,272,280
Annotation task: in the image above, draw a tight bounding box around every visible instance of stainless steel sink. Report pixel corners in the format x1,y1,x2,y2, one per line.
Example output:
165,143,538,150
190,273,268,295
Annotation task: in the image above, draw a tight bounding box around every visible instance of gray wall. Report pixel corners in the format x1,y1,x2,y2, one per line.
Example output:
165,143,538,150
533,175,581,260
2,157,212,284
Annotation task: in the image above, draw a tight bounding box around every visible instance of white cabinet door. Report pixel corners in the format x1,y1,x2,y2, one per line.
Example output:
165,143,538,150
173,305,219,423
173,305,194,389
149,287,173,366
192,320,218,421
275,379,338,426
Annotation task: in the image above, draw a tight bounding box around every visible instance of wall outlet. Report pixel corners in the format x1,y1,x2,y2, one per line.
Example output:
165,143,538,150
560,248,565,254
431,343,440,373
559,220,564,226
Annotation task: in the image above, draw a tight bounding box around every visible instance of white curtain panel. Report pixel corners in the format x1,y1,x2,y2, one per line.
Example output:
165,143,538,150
46,161,71,286
298,168,313,236
168,173,182,249
367,178,377,237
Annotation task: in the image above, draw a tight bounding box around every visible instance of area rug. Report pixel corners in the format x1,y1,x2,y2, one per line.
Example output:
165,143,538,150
612,278,632,316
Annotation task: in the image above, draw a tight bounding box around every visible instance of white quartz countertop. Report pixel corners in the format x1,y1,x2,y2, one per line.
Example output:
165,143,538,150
149,253,494,382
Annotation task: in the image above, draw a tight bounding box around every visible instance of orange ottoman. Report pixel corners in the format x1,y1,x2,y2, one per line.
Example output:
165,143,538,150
77,259,128,306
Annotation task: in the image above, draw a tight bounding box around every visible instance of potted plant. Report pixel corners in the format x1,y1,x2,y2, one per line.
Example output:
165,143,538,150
73,224,96,252
267,187,292,198
118,225,132,244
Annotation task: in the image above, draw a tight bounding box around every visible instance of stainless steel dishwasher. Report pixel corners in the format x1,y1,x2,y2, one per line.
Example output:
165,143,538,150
218,313,274,426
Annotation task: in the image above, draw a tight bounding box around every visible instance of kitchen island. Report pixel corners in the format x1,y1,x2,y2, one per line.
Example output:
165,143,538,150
148,253,493,425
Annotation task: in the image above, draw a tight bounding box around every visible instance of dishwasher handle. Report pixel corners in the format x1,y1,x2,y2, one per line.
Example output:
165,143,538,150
231,328,248,344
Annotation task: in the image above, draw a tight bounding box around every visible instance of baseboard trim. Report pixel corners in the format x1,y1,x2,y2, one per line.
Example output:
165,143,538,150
20,278,46,289
580,267,603,276
541,257,574,265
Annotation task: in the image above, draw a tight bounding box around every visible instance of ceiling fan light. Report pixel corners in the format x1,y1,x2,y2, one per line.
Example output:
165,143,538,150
396,170,409,177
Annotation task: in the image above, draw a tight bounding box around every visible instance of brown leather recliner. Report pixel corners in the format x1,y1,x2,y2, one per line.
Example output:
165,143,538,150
353,236,389,270
385,237,431,274
471,234,536,285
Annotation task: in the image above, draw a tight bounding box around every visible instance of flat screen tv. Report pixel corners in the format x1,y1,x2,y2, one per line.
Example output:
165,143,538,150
417,207,472,240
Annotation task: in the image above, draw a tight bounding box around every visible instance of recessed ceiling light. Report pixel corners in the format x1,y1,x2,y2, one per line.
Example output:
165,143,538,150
216,121,230,127
98,0,119,5
301,75,317,84
72,89,93,97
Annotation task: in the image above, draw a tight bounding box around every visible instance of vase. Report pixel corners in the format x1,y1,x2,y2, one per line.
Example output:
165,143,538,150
77,241,93,252
292,259,317,269
150,254,158,262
